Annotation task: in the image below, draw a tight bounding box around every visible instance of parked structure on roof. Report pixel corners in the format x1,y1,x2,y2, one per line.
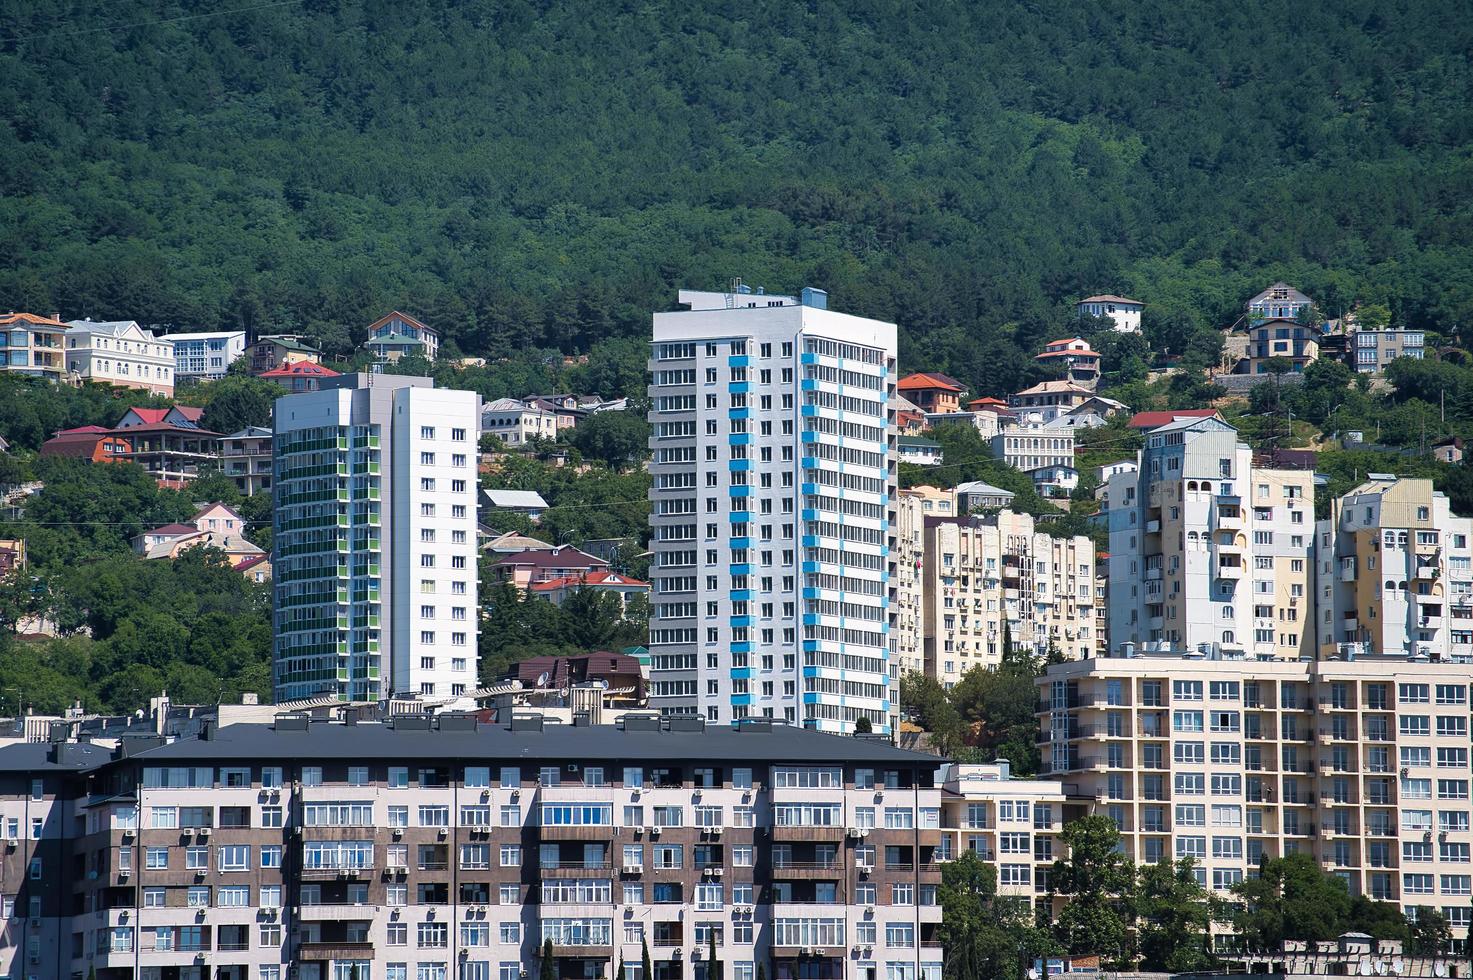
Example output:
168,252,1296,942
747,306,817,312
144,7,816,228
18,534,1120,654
63,319,176,395
1076,293,1144,333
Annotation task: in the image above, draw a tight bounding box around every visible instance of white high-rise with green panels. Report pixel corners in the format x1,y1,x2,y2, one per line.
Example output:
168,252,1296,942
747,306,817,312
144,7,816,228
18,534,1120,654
272,373,481,704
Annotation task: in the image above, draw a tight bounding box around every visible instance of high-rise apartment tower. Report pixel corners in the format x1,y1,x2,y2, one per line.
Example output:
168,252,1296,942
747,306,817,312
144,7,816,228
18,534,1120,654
647,287,898,733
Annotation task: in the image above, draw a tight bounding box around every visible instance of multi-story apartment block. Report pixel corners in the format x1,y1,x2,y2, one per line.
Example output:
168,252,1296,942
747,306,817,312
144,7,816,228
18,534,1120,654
3,713,943,980
1105,416,1314,660
1347,324,1425,374
892,490,926,676
167,329,248,381
220,426,273,496
272,374,480,705
1243,283,1319,375
647,286,898,733
0,312,66,380
938,762,1065,916
64,319,176,395
1039,648,1473,945
922,511,1095,685
1315,476,1473,660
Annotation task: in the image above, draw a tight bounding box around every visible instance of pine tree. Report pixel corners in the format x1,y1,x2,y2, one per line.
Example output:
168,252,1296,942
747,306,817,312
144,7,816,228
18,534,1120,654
708,929,721,980
642,936,653,980
540,938,556,980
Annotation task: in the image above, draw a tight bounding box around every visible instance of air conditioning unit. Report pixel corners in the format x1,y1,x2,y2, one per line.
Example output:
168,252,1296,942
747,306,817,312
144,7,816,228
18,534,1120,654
649,826,661,837
865,904,875,914
846,827,863,838
121,829,135,840
712,868,724,877
857,863,873,874
119,870,131,880
182,828,195,838
481,789,491,801
198,827,211,838
710,826,723,837
623,863,643,874
392,828,403,839
860,828,871,837
802,947,814,956
437,827,448,838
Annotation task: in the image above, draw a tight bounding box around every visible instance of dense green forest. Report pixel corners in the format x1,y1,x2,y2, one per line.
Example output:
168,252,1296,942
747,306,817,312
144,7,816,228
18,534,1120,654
3,0,1473,397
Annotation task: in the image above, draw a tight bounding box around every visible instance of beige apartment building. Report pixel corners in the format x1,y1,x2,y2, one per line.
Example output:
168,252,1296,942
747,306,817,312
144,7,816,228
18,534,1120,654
938,762,1065,917
923,510,1096,686
1039,649,1473,944
1316,476,1473,661
892,490,927,675
1106,416,1315,660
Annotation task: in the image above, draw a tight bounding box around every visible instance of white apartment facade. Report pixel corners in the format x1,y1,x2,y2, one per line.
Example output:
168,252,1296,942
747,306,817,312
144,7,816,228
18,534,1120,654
64,319,176,395
272,373,480,704
1316,476,1473,660
923,511,1095,685
647,286,898,733
1040,649,1473,945
1105,416,1314,660
168,330,248,381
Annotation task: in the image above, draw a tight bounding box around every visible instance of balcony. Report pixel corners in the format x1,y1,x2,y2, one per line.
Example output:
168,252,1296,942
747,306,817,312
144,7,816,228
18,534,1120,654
300,941,375,961
298,904,378,921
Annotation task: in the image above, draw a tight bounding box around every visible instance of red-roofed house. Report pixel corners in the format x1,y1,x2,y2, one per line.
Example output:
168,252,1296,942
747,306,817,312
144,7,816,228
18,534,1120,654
1127,409,1223,431
1035,337,1102,388
897,372,966,414
39,426,132,463
488,546,609,590
530,570,650,616
109,419,221,488
261,361,341,393
115,407,168,428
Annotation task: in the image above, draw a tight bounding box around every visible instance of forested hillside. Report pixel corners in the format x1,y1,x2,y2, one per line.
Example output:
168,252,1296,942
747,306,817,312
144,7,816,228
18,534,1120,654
3,0,1473,392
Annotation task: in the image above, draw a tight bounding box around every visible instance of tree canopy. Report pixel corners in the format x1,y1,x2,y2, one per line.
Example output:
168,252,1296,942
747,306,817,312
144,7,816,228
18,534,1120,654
2,1,1472,397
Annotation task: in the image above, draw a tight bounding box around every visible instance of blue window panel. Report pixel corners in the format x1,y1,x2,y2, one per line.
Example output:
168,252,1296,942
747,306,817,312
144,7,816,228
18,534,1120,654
728,458,751,470
731,564,751,576
731,642,752,655
728,408,750,420
730,694,753,707
799,378,817,391
800,405,816,417
729,616,752,628
801,509,817,521
728,433,752,446
729,668,752,680
800,352,817,365
727,382,749,395
729,485,751,497
800,483,817,495
802,614,819,626
801,457,817,469
728,356,750,368
729,538,750,549
800,430,818,443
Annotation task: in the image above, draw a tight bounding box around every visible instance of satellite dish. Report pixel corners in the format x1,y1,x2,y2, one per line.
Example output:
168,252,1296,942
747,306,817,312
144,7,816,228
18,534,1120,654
1434,963,1448,978
536,672,550,688
1391,959,1404,975
1376,960,1388,975
1360,960,1373,977
1027,971,1039,980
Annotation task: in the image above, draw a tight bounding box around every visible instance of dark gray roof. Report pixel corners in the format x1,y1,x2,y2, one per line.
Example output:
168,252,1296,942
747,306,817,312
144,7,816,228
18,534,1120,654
125,721,940,767
0,740,114,772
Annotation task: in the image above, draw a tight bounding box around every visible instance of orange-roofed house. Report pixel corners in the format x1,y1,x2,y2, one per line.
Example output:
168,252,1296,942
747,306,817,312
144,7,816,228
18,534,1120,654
39,426,132,463
0,313,67,381
898,372,966,413
529,569,650,617
1035,337,1102,388
260,360,341,393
